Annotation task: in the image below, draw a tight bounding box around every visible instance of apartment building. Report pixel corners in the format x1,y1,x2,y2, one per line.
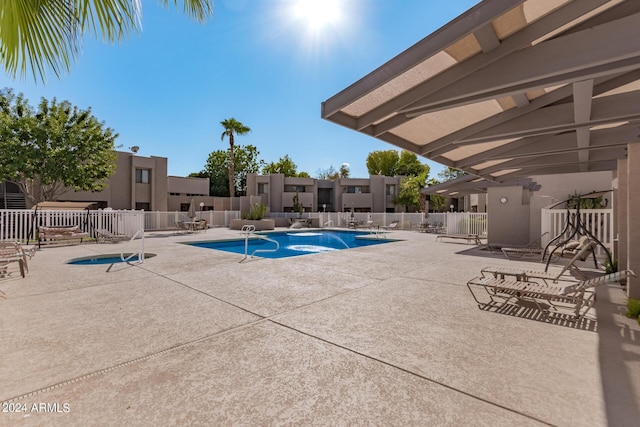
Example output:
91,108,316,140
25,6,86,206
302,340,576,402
245,173,406,213
59,151,168,211
5,151,410,213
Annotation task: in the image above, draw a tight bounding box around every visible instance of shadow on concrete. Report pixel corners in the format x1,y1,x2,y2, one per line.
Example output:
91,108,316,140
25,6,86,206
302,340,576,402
596,284,640,427
476,300,598,332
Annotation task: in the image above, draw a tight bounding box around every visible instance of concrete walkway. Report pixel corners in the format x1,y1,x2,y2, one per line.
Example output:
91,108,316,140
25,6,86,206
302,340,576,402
1,229,638,426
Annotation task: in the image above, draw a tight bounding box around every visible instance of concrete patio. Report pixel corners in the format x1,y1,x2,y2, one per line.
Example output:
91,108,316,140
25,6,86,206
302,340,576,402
1,228,638,426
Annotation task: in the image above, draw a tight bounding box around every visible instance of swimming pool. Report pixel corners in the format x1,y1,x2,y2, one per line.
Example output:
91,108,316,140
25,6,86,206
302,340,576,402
187,230,394,259
67,253,156,265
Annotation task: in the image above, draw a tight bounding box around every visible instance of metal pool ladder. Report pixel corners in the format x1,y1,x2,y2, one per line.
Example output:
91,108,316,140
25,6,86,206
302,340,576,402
240,225,279,262
120,228,145,264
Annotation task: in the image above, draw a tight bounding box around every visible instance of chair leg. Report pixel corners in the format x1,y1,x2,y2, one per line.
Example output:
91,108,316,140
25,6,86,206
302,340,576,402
18,259,25,278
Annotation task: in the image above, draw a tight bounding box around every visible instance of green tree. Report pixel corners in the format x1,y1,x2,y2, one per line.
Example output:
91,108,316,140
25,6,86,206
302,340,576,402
0,89,117,205
262,155,304,177
0,0,213,83
317,165,339,180
339,163,350,178
220,118,251,198
192,144,263,197
366,150,399,176
396,172,428,212
366,149,430,177
397,151,429,177
425,178,447,212
438,166,466,181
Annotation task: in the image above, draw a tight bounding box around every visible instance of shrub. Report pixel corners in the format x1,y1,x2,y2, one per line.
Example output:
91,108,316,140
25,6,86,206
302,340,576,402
626,298,640,325
604,259,618,274
245,201,267,220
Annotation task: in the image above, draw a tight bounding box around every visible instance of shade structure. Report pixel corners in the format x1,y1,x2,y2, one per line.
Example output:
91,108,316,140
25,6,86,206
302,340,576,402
322,0,640,181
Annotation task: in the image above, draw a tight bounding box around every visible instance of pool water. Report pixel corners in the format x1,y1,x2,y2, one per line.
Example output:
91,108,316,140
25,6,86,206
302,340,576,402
67,253,156,265
187,230,393,259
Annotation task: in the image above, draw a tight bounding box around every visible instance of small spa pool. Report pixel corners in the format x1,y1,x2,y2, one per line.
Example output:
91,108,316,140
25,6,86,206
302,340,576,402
187,230,395,259
67,253,156,265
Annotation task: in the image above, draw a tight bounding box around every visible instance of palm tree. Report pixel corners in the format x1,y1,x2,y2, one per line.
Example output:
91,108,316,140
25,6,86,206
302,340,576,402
220,118,251,198
0,0,213,83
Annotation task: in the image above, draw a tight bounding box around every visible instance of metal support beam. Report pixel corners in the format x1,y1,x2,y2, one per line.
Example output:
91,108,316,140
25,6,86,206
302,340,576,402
401,13,640,116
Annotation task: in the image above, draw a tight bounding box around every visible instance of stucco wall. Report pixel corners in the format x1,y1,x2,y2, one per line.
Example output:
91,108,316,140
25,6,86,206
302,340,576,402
531,171,612,205
168,176,209,195
487,186,530,247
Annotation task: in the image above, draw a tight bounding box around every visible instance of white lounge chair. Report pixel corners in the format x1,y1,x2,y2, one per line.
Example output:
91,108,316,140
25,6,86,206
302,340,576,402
0,242,28,278
381,221,399,230
467,270,635,321
480,240,597,284
95,229,130,243
436,233,485,245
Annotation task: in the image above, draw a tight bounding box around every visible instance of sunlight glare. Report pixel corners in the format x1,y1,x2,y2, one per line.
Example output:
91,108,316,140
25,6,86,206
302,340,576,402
292,0,343,31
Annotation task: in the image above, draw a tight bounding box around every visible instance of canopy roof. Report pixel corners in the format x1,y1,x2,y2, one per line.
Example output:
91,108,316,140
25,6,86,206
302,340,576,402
421,175,540,197
322,0,640,181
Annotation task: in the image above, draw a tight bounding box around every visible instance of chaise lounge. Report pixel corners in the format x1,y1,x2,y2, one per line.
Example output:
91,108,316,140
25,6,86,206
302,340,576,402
481,240,597,284
466,270,635,321
436,233,485,245
95,229,130,243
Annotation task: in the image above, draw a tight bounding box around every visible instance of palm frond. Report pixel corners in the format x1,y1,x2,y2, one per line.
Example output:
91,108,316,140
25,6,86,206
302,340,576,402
0,0,212,84
157,0,213,23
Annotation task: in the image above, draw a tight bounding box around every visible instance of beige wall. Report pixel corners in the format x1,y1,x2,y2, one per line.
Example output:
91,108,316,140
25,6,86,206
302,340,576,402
168,176,208,195
166,195,229,212
282,191,314,211
245,173,404,213
485,171,614,247
487,186,530,247
530,171,612,205
341,193,374,211
60,151,168,211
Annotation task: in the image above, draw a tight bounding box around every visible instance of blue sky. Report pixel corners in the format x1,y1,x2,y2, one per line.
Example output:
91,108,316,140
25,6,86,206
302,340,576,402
1,0,479,179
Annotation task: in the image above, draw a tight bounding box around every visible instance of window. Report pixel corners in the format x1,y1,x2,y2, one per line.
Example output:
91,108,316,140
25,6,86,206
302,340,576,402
286,185,305,192
258,183,268,194
344,186,367,194
386,185,395,196
135,169,150,184
135,202,150,210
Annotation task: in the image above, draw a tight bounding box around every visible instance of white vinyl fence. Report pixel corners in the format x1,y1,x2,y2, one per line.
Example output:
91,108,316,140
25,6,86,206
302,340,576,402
1,208,489,243
144,210,240,230
316,211,486,234
318,212,425,229
541,208,613,256
0,209,144,242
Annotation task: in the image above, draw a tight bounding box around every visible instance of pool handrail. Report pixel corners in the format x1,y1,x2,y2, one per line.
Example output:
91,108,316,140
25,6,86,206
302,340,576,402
121,228,145,264
240,225,279,261
250,235,280,259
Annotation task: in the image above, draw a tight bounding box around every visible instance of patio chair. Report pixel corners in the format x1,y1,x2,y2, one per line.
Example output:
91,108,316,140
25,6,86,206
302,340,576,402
176,220,191,233
95,229,130,243
501,235,587,260
487,232,547,254
480,240,597,284
436,233,485,245
0,242,27,278
467,269,635,321
194,219,208,231
381,221,399,230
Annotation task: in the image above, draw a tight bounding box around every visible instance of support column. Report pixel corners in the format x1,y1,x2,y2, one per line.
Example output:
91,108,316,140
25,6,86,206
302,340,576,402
626,144,640,298
617,159,628,279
